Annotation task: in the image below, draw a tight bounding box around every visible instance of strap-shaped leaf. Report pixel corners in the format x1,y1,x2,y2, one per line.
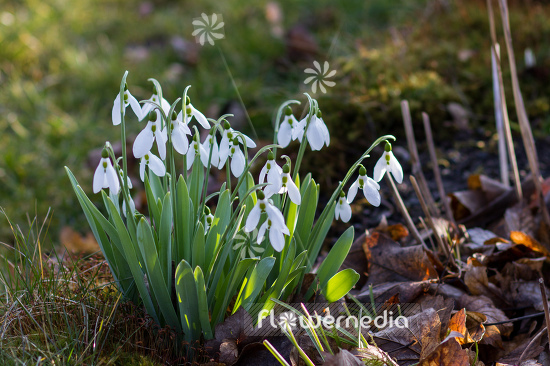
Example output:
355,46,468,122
192,222,206,270
322,269,360,303
175,259,201,342
295,179,318,249
194,267,213,339
234,256,275,312
175,175,193,263
159,192,173,288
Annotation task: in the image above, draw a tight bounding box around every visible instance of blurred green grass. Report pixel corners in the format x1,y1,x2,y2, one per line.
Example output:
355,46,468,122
1,0,549,243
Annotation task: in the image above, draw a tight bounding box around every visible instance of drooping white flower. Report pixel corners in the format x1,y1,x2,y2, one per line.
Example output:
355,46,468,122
177,97,210,130
204,207,215,231
292,110,330,151
373,142,403,184
257,218,290,252
168,111,191,155
133,110,168,160
225,138,246,178
245,190,289,252
335,191,352,222
122,195,136,218
218,121,256,168
259,151,282,195
117,167,133,190
93,149,119,194
186,132,210,169
277,107,300,148
277,165,301,204
141,87,171,119
112,84,142,125
201,129,219,167
348,165,381,207
139,151,166,181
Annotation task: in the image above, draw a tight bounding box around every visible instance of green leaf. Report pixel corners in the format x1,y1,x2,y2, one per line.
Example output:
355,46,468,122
295,179,318,249
234,257,275,312
189,154,205,213
175,259,201,342
192,222,206,270
145,174,162,228
194,267,213,340
175,175,193,263
159,192,173,287
322,269,360,302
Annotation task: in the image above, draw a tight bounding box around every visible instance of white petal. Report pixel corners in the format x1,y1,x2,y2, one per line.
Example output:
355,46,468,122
335,203,341,220
267,165,283,188
373,154,387,182
139,158,146,181
172,126,189,155
218,133,230,168
348,180,359,202
269,228,285,252
286,179,301,205
257,221,268,244
199,143,210,167
306,119,325,151
340,200,352,222
155,129,167,160
186,143,196,169
363,178,381,207
112,94,122,126
238,132,256,148
266,205,285,230
105,161,120,193
259,165,268,184
318,117,330,146
231,148,245,177
245,203,262,232
148,154,166,177
141,99,153,120
292,117,307,141
93,161,105,193
128,93,143,121
191,105,210,129
277,120,292,148
133,128,154,159
388,152,403,184
161,98,171,116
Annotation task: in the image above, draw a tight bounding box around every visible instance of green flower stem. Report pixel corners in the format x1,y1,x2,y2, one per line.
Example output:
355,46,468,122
291,94,317,182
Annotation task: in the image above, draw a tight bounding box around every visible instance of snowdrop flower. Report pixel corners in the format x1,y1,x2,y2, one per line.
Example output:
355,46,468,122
187,132,210,169
133,110,168,160
267,164,301,204
292,110,330,151
259,151,282,195
168,111,191,155
122,195,136,218
218,121,256,168
201,129,219,167
204,207,215,231
245,190,289,252
373,142,403,184
348,165,381,207
117,167,133,190
177,97,210,129
277,107,300,148
335,191,352,223
93,149,119,194
139,151,166,182
257,218,290,252
224,138,246,178
141,86,171,118
112,84,142,125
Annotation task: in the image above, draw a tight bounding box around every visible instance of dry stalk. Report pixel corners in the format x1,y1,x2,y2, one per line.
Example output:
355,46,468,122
400,100,439,217
421,112,455,226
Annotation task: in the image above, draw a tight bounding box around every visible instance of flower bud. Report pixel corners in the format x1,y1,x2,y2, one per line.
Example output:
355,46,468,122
148,111,156,122
339,191,346,198
257,190,265,200
316,110,322,118
267,151,275,160
186,96,191,105
282,164,290,174
385,141,392,152
359,165,366,176
285,106,292,116
101,148,109,158
223,121,231,130
171,111,177,121
204,206,211,215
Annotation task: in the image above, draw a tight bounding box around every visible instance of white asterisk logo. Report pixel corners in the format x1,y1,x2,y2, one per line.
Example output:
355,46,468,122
192,13,225,46
232,229,265,259
278,311,297,329
304,61,336,94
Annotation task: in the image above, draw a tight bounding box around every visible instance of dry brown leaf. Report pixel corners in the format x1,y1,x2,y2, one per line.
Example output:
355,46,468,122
419,338,469,366
448,309,467,344
450,190,487,220
219,339,239,365
60,226,100,254
510,231,550,258
363,232,438,284
355,345,399,366
505,205,536,237
465,311,487,343
321,349,366,366
419,296,454,340
356,281,431,304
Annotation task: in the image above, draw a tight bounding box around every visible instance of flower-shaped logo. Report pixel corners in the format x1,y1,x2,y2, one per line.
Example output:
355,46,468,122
192,13,225,46
278,311,297,329
233,229,265,259
304,61,336,94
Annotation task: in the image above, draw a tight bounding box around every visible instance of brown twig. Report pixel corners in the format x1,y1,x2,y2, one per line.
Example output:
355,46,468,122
385,174,427,249
401,100,439,217
410,175,455,266
486,0,523,202
497,0,550,226
422,113,455,226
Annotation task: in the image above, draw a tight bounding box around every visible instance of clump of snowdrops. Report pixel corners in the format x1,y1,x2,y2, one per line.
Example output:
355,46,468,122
66,71,402,345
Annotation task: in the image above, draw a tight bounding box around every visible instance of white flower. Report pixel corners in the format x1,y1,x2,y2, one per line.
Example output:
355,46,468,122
201,130,219,167
265,164,301,204
218,122,256,169
117,167,133,190
373,142,403,184
133,110,168,160
93,151,119,194
204,207,215,231
245,190,289,252
226,140,246,177
139,151,166,182
335,191,352,222
277,107,300,148
192,13,225,46
140,89,171,119
259,152,282,195
187,133,210,170
348,165,381,207
122,195,136,218
169,111,191,155
304,61,336,94
292,111,330,151
177,98,210,130
112,84,142,125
